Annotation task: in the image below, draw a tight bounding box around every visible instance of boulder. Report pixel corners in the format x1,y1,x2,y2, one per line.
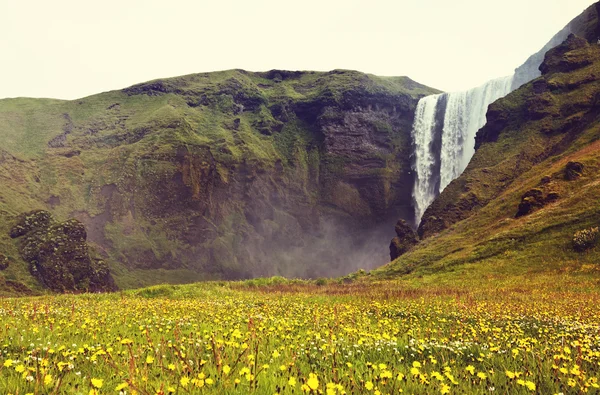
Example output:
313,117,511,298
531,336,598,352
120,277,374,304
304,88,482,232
516,189,545,217
565,161,584,180
389,219,418,260
9,210,115,292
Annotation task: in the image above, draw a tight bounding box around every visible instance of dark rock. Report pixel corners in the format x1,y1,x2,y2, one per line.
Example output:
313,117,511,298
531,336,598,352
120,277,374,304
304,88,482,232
525,92,558,120
389,219,418,260
0,253,9,270
9,210,53,239
539,34,592,75
540,176,552,184
565,161,584,180
545,191,560,202
532,80,548,94
516,189,545,217
9,210,116,292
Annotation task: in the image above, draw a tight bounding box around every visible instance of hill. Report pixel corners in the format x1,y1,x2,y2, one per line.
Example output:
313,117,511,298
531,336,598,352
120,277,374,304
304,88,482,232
376,33,600,282
0,70,438,294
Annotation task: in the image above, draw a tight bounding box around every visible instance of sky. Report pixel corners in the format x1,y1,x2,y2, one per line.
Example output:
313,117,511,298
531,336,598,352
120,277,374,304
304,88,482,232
0,0,596,100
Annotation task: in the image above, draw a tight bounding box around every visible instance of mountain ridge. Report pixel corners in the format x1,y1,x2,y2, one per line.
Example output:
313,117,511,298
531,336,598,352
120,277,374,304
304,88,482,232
0,69,438,294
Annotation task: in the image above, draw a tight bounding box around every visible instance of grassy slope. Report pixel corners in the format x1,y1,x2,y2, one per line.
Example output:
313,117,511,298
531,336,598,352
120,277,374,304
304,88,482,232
374,41,600,283
0,69,438,295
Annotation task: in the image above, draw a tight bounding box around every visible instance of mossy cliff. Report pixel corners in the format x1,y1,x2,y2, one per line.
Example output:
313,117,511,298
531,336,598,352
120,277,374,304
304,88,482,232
377,32,600,278
0,70,438,291
9,210,114,292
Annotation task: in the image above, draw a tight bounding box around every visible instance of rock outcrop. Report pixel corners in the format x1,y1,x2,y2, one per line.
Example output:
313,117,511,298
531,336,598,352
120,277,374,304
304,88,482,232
9,210,115,292
389,219,418,260
565,161,584,180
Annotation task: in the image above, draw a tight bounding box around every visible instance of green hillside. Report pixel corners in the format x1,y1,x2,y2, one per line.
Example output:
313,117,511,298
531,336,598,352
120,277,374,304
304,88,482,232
376,34,600,283
0,69,438,295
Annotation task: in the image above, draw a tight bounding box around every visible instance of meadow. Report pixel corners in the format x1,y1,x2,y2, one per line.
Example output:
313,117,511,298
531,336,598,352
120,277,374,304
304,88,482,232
0,275,599,394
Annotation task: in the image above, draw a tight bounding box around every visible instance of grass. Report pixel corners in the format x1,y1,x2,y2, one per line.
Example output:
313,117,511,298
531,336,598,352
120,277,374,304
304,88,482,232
0,274,599,393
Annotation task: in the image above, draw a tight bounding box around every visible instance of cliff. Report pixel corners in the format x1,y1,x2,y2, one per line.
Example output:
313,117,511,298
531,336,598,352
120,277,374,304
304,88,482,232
378,33,600,277
0,69,438,293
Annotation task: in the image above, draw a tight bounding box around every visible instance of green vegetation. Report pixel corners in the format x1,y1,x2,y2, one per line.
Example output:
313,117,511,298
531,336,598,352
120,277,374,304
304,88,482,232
1,274,600,393
379,35,600,281
0,69,438,293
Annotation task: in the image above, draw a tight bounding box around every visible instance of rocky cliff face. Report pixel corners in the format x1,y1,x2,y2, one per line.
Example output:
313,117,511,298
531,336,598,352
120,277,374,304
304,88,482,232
418,13,600,239
0,70,438,290
376,32,600,277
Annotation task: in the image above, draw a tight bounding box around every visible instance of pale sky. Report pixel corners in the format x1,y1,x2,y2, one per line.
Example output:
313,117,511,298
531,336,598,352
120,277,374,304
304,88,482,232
0,0,596,100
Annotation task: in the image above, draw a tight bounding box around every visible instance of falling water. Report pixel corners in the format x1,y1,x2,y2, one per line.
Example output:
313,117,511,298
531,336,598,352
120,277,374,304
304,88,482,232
409,19,575,226
438,76,514,191
412,94,443,224
411,76,513,225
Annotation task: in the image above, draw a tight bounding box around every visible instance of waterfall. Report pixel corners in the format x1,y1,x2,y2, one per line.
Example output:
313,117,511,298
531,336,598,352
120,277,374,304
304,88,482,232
439,76,514,191
411,77,513,225
412,94,443,224
410,20,575,226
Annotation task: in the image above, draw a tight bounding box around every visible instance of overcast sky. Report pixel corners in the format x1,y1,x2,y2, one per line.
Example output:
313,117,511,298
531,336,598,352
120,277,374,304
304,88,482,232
0,0,596,100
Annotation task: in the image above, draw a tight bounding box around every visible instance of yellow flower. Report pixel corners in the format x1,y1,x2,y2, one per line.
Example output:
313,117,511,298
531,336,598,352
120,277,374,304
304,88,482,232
525,381,536,391
465,365,475,375
91,378,103,388
570,365,581,376
412,361,422,368
505,370,515,379
3,359,13,367
289,377,297,386
365,381,374,390
205,378,214,385
307,373,319,390
180,376,190,388
115,382,129,391
223,365,231,374
168,363,175,371
440,384,450,394
15,365,25,373
44,374,53,386
477,372,487,380
146,355,154,364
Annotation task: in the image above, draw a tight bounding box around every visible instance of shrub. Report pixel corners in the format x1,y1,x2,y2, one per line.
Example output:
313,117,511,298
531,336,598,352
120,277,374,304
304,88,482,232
573,227,599,252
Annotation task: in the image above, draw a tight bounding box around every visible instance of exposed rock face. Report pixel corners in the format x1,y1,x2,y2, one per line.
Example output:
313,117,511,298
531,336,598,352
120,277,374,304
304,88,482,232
389,219,418,260
539,35,592,75
516,189,545,217
9,210,115,292
565,161,584,180
0,70,439,284
418,32,600,238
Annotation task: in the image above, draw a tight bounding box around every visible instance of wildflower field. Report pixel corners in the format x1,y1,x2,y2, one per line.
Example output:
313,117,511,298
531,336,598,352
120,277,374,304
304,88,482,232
1,276,600,394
